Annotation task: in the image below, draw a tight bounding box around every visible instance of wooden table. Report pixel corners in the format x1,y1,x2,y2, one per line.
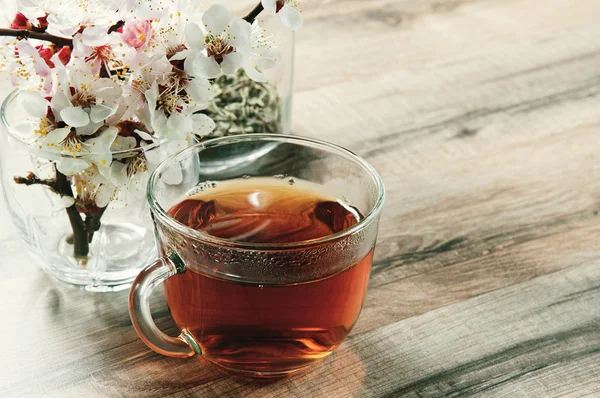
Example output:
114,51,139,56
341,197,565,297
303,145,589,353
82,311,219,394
2,0,600,396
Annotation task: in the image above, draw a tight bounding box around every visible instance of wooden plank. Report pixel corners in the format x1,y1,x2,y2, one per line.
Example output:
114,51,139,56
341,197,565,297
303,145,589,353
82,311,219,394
161,259,600,398
2,207,598,396
293,0,600,295
293,0,600,338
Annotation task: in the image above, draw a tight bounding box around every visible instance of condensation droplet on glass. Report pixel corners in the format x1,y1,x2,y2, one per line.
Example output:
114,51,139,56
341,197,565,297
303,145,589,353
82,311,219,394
288,178,295,185
211,182,217,188
258,285,264,289
274,174,285,179
242,175,251,179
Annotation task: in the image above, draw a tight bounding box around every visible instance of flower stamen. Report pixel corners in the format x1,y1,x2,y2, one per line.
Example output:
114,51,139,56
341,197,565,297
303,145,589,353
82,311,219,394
125,153,148,177
205,34,234,64
59,131,83,154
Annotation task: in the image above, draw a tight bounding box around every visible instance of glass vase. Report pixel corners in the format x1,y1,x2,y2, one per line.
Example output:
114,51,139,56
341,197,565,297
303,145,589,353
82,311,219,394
203,10,295,137
0,90,156,291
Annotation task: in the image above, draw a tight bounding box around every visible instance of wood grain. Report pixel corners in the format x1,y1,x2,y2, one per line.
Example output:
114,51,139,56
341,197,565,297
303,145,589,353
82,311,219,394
1,0,600,396
161,259,600,397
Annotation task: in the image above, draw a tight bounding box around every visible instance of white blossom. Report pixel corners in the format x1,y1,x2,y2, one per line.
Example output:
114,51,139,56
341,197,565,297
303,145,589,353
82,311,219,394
262,0,303,31
0,40,53,93
185,4,251,79
44,126,118,174
46,0,119,36
52,60,123,135
1,0,295,212
238,21,281,83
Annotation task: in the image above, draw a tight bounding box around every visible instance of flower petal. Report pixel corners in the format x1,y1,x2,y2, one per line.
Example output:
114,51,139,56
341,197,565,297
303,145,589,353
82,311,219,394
134,129,155,142
60,196,76,208
15,40,37,57
32,55,50,77
18,91,49,119
279,4,303,31
202,4,232,34
87,126,118,150
50,91,71,121
151,111,168,136
44,128,71,146
167,139,191,154
166,113,194,141
261,0,278,15
191,53,222,79
15,41,50,77
169,49,189,61
111,135,137,152
90,103,118,123
144,148,162,165
187,77,215,104
81,26,110,46
42,75,53,94
191,113,216,136
162,163,183,185
109,161,129,186
57,158,90,176
252,44,281,69
183,51,197,75
144,83,159,113
84,127,118,169
61,106,90,128
72,35,93,58
243,59,268,83
221,52,243,75
76,120,103,136
184,22,205,50
229,18,251,48
128,172,149,198
94,183,116,208
91,79,123,101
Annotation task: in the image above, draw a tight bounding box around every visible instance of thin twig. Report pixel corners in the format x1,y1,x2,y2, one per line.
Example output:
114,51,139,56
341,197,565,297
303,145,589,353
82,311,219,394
14,172,58,190
107,21,124,34
244,2,264,23
0,28,72,47
55,170,89,259
85,206,107,243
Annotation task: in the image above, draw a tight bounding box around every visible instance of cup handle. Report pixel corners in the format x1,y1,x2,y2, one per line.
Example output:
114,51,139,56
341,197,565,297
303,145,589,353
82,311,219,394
128,252,201,358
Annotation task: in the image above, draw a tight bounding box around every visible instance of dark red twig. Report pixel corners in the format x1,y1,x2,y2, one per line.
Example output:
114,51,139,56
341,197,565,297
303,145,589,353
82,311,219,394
243,2,264,23
0,28,72,47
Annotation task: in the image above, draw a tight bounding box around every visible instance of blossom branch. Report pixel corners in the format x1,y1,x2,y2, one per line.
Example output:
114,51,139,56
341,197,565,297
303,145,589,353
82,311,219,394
243,2,264,23
15,170,89,259
0,28,72,48
107,21,124,34
85,206,107,243
55,170,89,259
14,172,58,190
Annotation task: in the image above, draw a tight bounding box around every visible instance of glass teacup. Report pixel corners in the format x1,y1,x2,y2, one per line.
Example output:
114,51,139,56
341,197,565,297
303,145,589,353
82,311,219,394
129,134,385,377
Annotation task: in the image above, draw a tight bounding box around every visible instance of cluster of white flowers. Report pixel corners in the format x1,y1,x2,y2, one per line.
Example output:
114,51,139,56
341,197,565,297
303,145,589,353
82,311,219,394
0,0,302,212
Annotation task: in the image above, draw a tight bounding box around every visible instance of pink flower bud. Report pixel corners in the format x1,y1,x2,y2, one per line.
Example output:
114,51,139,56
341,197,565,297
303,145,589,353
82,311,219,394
37,46,55,68
57,46,71,65
36,15,49,32
10,12,32,30
276,0,285,12
122,20,152,50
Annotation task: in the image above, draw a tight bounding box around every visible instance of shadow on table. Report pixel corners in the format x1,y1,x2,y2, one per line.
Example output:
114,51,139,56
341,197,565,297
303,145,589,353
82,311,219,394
33,271,398,396
31,272,222,395
175,338,394,397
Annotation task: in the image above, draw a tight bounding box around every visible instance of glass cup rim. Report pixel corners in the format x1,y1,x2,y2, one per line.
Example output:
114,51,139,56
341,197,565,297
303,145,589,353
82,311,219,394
147,134,385,250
